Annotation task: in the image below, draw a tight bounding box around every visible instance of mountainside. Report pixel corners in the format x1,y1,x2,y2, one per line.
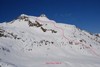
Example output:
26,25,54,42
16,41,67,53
0,14,100,67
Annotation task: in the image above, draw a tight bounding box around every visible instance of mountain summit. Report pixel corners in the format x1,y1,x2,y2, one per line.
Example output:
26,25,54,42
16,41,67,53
40,14,47,17
0,14,100,67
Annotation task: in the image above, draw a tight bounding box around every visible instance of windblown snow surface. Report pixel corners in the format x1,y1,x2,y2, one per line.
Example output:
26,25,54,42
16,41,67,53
0,14,100,67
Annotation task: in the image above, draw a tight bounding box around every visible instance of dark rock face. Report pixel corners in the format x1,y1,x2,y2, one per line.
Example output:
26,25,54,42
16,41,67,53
0,28,5,37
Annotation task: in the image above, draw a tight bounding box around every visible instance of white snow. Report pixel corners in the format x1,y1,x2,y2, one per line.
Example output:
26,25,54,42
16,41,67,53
0,14,100,67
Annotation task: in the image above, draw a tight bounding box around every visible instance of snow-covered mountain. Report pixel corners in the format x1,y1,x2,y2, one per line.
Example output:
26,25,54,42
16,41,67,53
0,14,100,67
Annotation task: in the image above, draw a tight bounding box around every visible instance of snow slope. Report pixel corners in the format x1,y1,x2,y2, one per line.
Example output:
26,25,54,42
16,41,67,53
0,14,100,67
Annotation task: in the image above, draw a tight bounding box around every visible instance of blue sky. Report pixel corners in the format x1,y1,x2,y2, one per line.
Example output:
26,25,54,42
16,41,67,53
0,0,100,33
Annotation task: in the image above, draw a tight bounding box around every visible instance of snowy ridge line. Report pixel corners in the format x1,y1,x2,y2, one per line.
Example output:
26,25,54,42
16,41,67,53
36,18,100,57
